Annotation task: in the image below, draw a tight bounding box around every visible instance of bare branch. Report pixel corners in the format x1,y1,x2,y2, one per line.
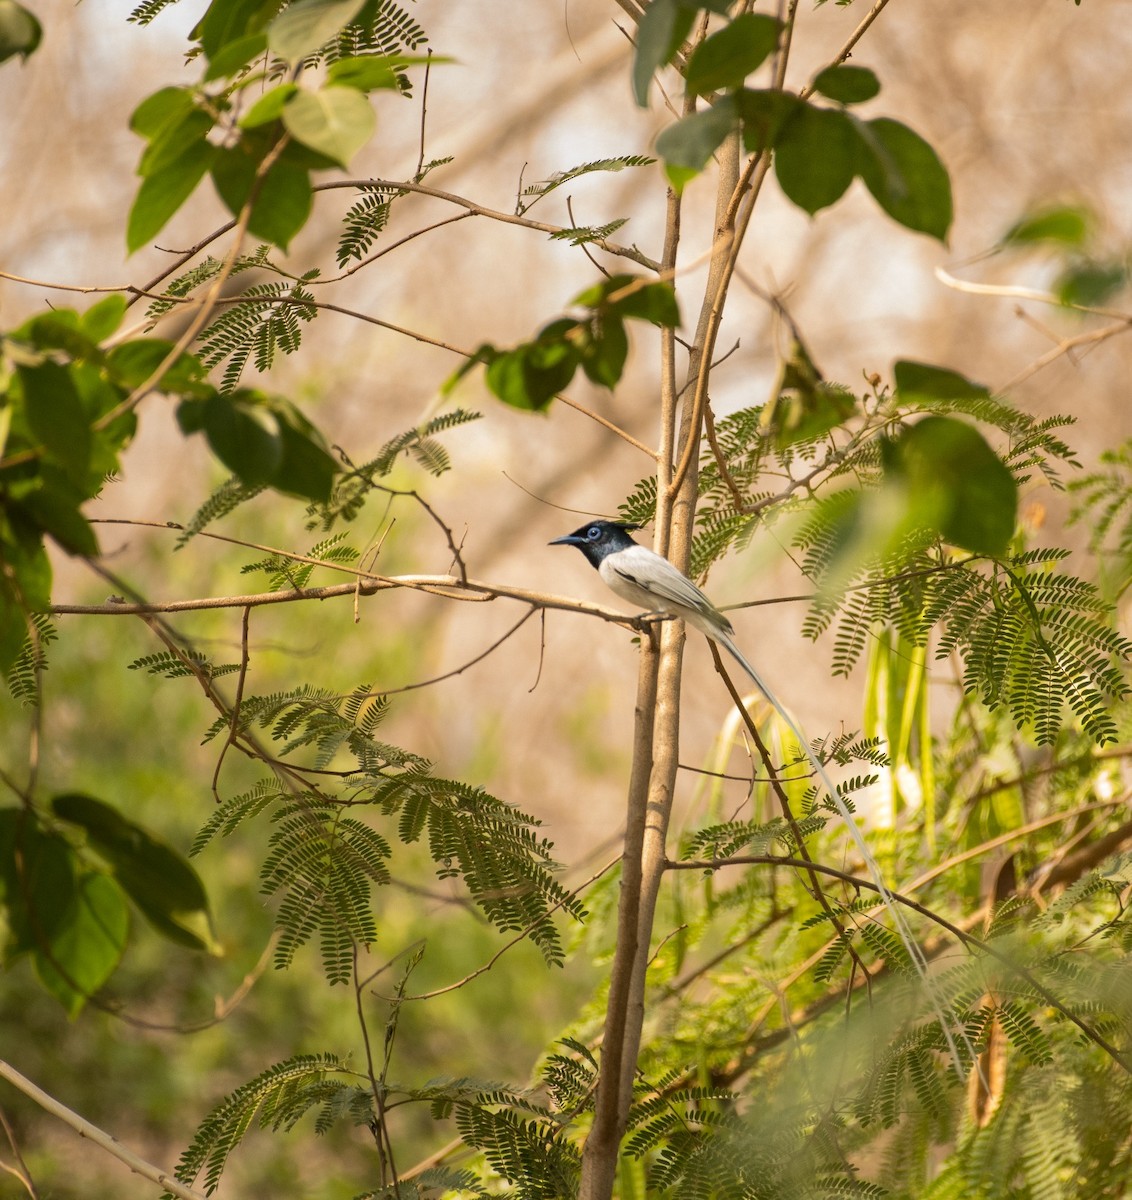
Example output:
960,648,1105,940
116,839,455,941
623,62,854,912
0,1060,208,1200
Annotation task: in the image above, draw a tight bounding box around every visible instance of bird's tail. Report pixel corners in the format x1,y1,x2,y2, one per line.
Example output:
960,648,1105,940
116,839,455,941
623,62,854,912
713,630,971,1074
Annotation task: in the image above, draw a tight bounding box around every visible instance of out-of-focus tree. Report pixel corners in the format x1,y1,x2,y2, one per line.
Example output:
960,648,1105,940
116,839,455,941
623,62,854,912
3,2,1132,1198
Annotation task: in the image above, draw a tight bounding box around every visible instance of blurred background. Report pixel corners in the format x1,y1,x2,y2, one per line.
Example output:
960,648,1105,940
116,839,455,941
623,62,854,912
2,0,1131,1194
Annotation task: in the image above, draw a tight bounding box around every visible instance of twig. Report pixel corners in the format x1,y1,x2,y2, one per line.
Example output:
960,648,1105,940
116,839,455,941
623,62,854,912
0,1104,38,1198
0,1060,208,1200
211,605,253,801
316,178,661,271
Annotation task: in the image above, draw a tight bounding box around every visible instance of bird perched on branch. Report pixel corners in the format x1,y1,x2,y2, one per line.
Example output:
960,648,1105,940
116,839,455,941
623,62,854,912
549,519,762,682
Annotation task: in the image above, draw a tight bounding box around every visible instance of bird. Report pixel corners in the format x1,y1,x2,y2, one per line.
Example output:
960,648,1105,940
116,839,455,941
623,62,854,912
549,519,767,684
549,517,971,1070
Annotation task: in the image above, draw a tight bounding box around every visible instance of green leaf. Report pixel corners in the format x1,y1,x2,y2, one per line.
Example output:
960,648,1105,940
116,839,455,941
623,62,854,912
811,64,880,104
893,360,990,405
17,362,91,483
139,109,214,179
127,139,215,253
203,31,267,81
774,103,860,214
326,54,402,91
210,144,313,251
580,316,628,389
855,116,952,241
685,13,781,96
267,0,366,62
33,873,129,1018
0,809,75,958
203,393,284,487
52,793,217,953
633,0,696,108
486,329,579,413
1056,260,1126,307
612,281,681,327
193,0,278,59
130,86,196,139
888,416,1017,556
106,339,206,393
0,0,42,64
281,86,375,168
80,295,128,342
274,411,339,501
240,83,298,128
1003,204,1091,249
735,88,802,153
654,96,737,186
14,476,99,557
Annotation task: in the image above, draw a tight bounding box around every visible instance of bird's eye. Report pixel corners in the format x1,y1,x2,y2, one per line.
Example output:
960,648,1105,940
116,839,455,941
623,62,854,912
586,526,602,540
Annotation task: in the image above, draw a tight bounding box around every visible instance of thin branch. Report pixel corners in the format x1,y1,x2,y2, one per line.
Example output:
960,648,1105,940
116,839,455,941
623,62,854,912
0,1060,208,1200
0,1104,38,1199
316,178,660,271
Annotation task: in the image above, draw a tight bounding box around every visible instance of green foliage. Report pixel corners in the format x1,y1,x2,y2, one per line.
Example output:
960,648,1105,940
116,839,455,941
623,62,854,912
448,274,680,411
198,276,319,393
170,1052,361,1195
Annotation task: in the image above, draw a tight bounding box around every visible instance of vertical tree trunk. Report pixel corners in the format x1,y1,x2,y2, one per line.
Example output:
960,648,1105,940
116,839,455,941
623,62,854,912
578,133,742,1200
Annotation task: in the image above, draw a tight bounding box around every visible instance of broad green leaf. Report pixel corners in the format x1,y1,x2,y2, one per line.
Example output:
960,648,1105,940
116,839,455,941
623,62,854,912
611,281,681,327
203,393,284,487
486,331,579,413
204,31,267,80
0,0,41,64
573,274,680,325
80,295,128,342
240,83,298,128
18,362,91,483
210,144,313,251
106,339,206,393
194,0,278,59
52,793,217,953
16,310,99,363
126,140,215,253
267,0,366,62
685,13,781,96
1056,260,1126,307
655,96,737,186
893,360,990,405
856,116,952,241
888,416,1017,556
1003,204,1091,248
580,316,629,389
274,412,339,501
34,873,128,1018
0,809,76,958
281,86,375,168
326,55,401,91
14,476,99,556
130,86,196,138
633,0,697,108
735,88,801,153
138,109,213,179
811,64,880,105
774,103,860,214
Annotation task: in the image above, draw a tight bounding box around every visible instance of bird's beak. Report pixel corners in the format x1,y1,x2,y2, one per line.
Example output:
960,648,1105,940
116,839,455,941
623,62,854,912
549,535,583,547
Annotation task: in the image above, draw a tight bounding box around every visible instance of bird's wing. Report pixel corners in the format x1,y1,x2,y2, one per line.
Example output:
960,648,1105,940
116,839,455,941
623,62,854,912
607,546,732,630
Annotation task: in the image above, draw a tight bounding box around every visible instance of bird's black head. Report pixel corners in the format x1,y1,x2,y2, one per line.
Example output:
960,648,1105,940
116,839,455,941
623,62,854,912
550,520,642,568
